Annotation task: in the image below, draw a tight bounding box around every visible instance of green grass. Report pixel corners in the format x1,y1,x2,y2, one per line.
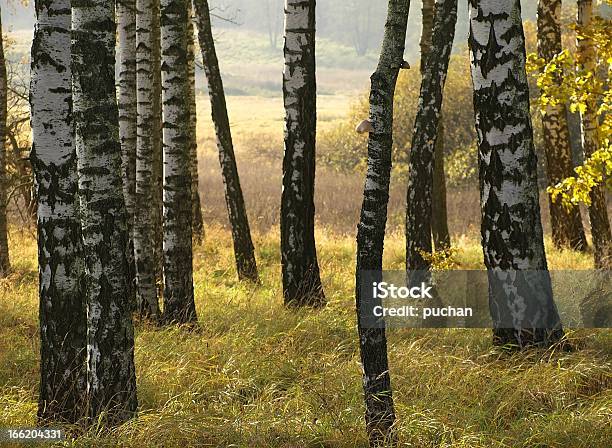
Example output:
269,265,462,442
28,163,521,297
0,226,610,447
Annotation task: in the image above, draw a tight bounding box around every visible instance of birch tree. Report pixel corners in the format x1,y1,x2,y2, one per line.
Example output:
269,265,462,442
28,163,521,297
135,0,160,317
469,0,564,347
355,0,410,444
187,3,204,242
152,0,164,283
423,0,451,251
281,0,325,307
537,0,588,251
0,8,9,276
406,0,457,273
576,0,611,268
193,0,259,281
160,0,198,324
31,0,86,422
72,0,138,421
118,0,138,306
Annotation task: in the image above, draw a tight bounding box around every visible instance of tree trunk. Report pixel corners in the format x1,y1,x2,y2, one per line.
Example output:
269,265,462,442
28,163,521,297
417,0,451,252
355,1,410,445
576,0,611,268
193,0,259,282
0,8,9,276
537,0,588,252
117,0,138,308
160,0,198,324
71,0,138,423
281,0,325,307
469,0,564,348
432,119,451,249
406,0,457,272
31,0,86,422
135,0,160,318
187,3,204,243
151,0,164,287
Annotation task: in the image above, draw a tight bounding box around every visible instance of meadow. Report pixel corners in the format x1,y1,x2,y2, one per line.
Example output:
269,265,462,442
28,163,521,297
1,224,610,447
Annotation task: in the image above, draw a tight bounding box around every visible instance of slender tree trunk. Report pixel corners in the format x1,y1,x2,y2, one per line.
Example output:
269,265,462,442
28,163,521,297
187,3,204,243
71,0,138,422
537,0,588,252
0,9,9,276
356,1,410,445
281,0,325,307
151,0,164,286
406,0,457,272
432,119,450,249
135,0,160,318
117,0,138,308
31,0,86,422
193,0,259,282
576,0,611,268
469,0,564,348
417,0,451,252
160,0,197,324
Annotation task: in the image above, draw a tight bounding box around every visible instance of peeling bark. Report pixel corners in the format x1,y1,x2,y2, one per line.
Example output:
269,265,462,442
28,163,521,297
187,3,204,243
193,0,259,282
160,0,197,324
537,0,588,251
355,1,410,445
468,0,564,348
576,0,611,268
281,0,325,307
0,8,9,276
31,0,86,422
117,0,138,308
135,0,160,318
406,0,457,272
71,0,138,422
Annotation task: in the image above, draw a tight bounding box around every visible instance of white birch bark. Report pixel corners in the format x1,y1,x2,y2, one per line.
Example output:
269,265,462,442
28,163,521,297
187,4,204,242
469,0,563,347
117,0,138,306
281,0,325,307
135,0,160,318
355,0,410,444
30,0,87,422
160,0,197,324
72,0,138,422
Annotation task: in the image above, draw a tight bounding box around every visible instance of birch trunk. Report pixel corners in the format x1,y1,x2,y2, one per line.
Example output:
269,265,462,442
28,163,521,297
135,0,160,318
151,0,164,285
355,1,410,445
406,0,457,272
281,0,325,307
160,0,197,324
418,0,451,252
576,0,611,268
193,0,259,281
117,0,138,307
0,8,9,276
537,0,588,251
187,6,204,243
71,0,138,422
31,0,86,422
469,0,564,347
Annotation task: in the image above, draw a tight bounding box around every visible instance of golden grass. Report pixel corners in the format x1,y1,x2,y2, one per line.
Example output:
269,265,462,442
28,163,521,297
0,226,610,447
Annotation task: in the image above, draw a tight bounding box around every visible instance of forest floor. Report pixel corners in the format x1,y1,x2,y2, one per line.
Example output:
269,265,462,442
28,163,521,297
0,226,610,447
